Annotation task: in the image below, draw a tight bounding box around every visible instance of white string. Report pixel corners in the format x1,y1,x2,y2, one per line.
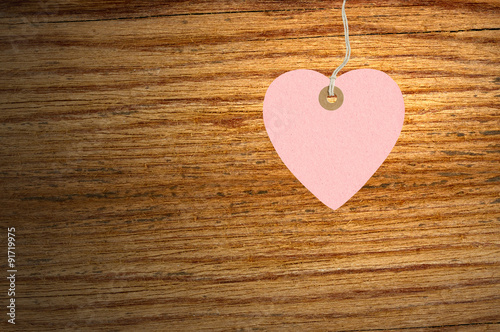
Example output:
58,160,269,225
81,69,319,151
328,0,350,96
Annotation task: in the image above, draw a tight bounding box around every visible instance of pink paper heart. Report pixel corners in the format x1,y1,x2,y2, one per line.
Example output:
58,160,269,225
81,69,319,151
263,69,405,210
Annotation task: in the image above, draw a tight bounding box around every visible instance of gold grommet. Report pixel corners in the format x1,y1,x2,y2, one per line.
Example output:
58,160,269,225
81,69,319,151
319,86,344,111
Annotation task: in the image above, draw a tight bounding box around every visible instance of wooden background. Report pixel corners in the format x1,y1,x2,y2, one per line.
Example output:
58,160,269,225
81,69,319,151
0,0,499,331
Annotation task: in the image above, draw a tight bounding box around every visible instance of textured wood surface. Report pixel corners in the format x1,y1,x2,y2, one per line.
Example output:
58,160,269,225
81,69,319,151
0,1,499,331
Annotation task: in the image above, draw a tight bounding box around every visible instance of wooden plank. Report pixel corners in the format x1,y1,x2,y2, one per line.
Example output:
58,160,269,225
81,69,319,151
0,0,499,331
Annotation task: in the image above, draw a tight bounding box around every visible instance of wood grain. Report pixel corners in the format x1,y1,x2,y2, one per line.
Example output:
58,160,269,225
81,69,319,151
0,0,499,331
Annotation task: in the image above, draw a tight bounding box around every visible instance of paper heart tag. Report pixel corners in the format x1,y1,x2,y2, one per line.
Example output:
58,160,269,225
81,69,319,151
263,69,405,210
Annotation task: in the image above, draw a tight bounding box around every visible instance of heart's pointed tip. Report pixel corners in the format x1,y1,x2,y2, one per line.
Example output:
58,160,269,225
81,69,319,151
329,205,341,211
323,200,345,211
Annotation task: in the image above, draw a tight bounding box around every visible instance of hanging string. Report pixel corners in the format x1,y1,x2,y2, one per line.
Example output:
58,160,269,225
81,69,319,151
328,0,350,97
